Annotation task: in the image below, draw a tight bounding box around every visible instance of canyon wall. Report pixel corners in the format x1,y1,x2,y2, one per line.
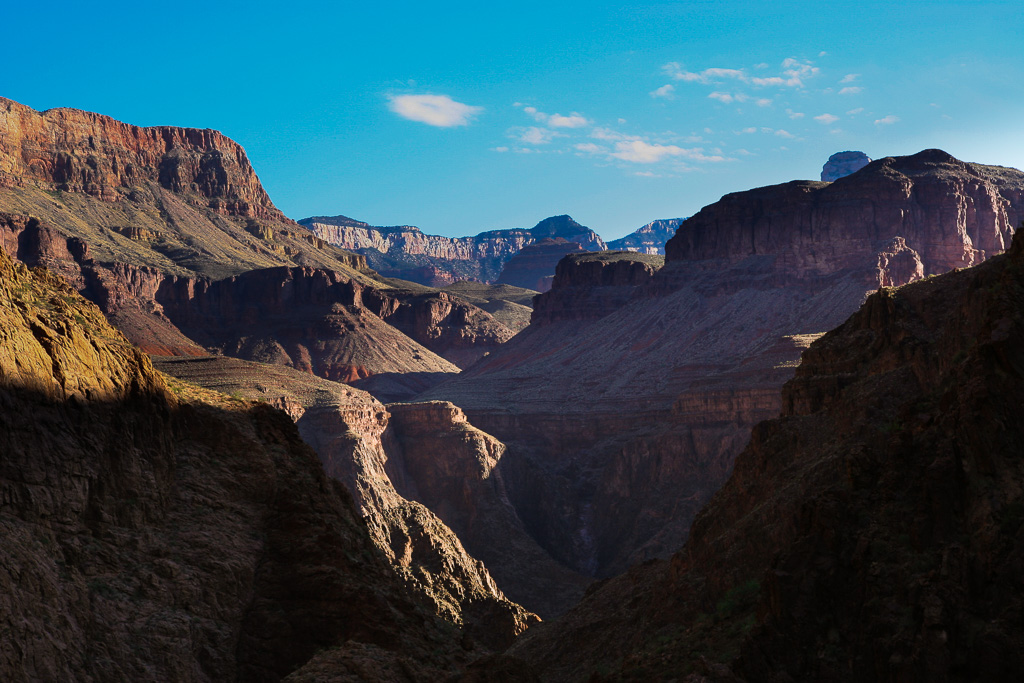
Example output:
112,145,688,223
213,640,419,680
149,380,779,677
509,228,1024,682
420,150,1024,616
0,245,486,681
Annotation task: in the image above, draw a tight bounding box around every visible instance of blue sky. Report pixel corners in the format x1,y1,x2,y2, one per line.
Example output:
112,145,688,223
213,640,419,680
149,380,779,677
5,1,1023,240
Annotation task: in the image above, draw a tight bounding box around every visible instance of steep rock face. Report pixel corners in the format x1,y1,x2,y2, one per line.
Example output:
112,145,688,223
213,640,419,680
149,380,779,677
1,96,280,219
606,218,683,255
530,251,664,324
667,149,1021,278
384,402,593,618
0,98,509,379
510,229,1024,682
496,238,586,292
821,150,872,182
0,246,476,682
421,150,1024,616
303,214,607,287
151,355,536,652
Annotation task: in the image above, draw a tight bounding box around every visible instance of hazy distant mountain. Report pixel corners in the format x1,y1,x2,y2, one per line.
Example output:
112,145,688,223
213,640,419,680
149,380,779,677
300,213,607,286
606,218,683,254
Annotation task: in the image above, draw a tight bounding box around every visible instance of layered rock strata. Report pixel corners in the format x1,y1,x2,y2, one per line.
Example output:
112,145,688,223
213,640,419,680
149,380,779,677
0,246,480,681
509,226,1024,682
0,98,513,379
302,214,607,287
420,150,1024,615
152,355,537,651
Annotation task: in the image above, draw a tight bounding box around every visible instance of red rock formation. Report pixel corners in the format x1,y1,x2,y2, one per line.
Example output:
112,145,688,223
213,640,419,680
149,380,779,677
0,245,481,681
421,150,1024,617
0,96,281,219
509,227,1024,682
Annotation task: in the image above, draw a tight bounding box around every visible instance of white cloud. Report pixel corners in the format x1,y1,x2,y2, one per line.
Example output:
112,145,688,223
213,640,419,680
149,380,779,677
611,140,686,163
521,106,590,128
787,109,805,119
840,74,860,83
847,107,864,115
738,127,758,134
548,112,590,128
609,140,729,164
819,51,828,57
492,146,509,152
708,91,734,103
839,86,863,95
650,84,675,99
875,115,900,125
387,94,482,127
814,113,839,124
756,98,773,107
514,126,559,144
574,142,604,154
774,129,796,139
662,62,746,84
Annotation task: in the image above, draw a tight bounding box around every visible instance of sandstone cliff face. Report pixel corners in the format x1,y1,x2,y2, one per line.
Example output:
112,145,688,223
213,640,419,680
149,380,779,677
1,96,280,219
0,246,482,682
606,218,682,255
420,150,1024,616
151,354,536,652
303,214,607,287
510,228,1024,682
0,98,509,379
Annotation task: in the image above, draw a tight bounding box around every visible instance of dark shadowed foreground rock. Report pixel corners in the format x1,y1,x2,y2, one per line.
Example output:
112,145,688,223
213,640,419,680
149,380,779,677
508,228,1024,682
0,246,479,681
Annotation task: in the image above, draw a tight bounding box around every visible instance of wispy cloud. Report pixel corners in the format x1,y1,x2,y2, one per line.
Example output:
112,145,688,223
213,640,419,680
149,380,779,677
840,73,860,84
814,113,839,124
847,107,864,115
511,126,562,145
650,84,675,99
662,57,819,89
786,109,805,119
839,86,863,95
875,115,900,125
521,105,590,128
388,94,482,127
610,140,727,163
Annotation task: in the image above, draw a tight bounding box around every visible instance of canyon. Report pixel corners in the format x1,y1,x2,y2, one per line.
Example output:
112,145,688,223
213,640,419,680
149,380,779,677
419,149,1024,615
5,92,1024,681
507,226,1024,681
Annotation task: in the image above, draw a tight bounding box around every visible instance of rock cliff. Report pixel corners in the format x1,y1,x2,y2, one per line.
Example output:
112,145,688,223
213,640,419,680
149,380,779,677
152,355,537,651
420,150,1024,616
0,96,280,219
302,214,607,287
606,218,683,254
821,150,872,182
0,97,512,379
509,226,1024,682
496,237,587,292
0,245,481,681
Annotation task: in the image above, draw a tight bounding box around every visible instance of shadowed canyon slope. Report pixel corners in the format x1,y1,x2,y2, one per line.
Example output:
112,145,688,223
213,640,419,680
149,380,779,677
509,227,1024,682
420,150,1024,613
0,97,512,377
0,246,492,682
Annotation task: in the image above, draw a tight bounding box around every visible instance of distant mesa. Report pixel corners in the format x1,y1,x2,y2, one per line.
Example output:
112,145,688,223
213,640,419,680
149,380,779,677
495,237,586,292
607,218,683,255
821,150,871,181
